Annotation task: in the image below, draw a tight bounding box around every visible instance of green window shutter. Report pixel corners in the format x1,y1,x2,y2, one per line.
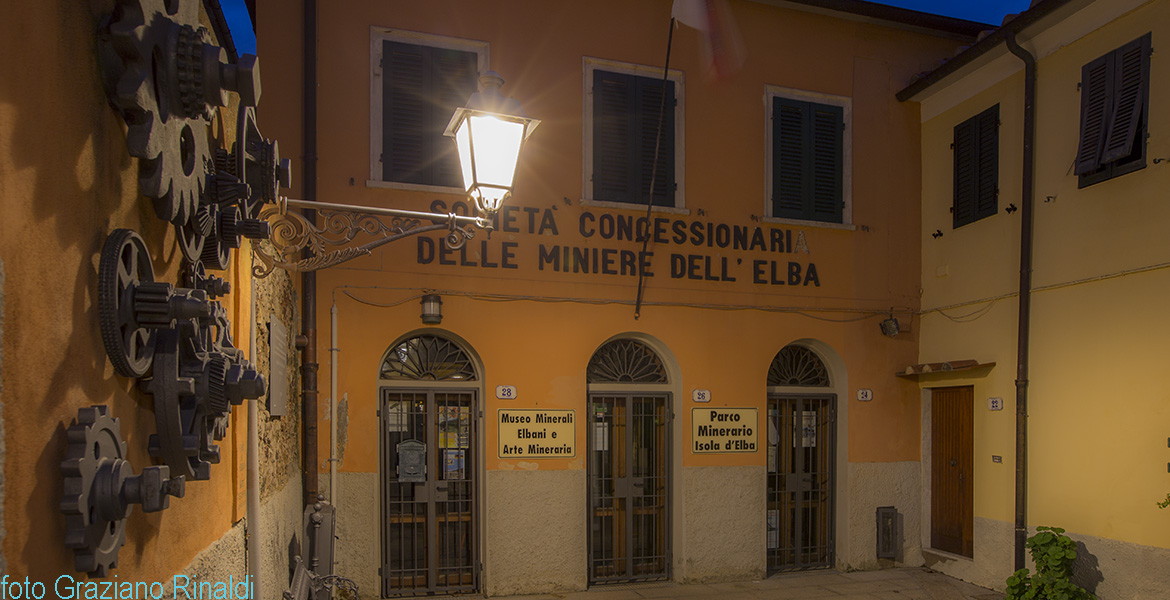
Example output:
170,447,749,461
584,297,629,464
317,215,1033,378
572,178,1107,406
952,116,977,228
593,70,638,203
637,77,676,206
772,97,842,223
383,41,429,184
772,97,810,220
811,103,843,223
382,41,477,186
431,48,479,187
953,104,998,228
1074,54,1112,175
593,70,675,206
1100,33,1150,164
974,105,999,221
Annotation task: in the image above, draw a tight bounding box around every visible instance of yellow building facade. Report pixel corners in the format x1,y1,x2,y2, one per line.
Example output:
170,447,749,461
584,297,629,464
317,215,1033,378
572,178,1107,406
900,0,1170,596
255,0,977,596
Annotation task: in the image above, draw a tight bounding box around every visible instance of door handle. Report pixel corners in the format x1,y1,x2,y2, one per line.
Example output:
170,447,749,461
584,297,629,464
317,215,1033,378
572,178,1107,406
436,485,449,492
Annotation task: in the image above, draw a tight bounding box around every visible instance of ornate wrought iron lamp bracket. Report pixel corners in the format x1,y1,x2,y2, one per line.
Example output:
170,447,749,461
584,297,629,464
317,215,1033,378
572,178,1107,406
252,196,490,278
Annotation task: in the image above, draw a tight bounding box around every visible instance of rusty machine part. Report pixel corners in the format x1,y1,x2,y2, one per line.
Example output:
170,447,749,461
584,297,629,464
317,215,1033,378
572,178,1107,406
61,406,186,577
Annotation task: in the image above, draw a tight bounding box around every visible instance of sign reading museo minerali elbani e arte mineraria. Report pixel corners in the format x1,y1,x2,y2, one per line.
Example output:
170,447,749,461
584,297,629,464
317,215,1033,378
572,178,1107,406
498,409,575,458
692,408,758,453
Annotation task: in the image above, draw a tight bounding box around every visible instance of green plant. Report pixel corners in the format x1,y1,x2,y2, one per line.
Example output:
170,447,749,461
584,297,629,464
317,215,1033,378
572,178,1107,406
1158,493,1170,509
1005,526,1097,600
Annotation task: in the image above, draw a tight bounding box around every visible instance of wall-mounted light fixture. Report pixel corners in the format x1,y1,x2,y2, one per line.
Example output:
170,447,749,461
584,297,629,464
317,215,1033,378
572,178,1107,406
445,72,541,216
254,72,539,278
881,317,900,337
420,294,443,325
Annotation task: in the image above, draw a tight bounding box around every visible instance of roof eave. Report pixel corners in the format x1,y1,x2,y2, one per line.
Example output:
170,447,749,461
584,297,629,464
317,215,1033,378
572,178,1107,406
896,0,1077,102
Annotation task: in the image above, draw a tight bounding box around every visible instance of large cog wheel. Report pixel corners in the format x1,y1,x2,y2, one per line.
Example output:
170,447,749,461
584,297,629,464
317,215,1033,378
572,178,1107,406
104,0,210,226
60,406,131,577
98,229,157,378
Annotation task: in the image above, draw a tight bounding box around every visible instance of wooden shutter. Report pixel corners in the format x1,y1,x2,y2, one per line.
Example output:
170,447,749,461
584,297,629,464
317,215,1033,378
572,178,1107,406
772,97,842,223
432,48,478,187
772,97,810,220
384,41,429,184
952,105,998,228
952,117,977,227
1100,33,1150,164
974,106,999,221
593,70,637,203
593,70,675,206
382,42,477,186
637,77,675,206
1074,54,1111,176
811,104,843,222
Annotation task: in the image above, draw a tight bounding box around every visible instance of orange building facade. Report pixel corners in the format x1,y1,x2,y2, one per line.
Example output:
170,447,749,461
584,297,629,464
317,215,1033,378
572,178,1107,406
255,1,977,596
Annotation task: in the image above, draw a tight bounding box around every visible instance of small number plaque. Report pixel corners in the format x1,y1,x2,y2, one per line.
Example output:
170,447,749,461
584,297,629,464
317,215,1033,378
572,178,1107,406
988,397,1003,411
856,389,873,402
692,389,711,403
496,385,517,400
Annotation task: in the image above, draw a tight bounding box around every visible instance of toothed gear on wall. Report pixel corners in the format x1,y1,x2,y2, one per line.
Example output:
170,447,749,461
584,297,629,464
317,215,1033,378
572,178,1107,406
60,406,186,577
101,0,262,228
98,229,158,378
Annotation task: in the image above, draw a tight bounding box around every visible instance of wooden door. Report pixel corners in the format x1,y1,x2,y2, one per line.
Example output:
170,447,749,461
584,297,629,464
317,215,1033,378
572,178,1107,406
931,386,973,557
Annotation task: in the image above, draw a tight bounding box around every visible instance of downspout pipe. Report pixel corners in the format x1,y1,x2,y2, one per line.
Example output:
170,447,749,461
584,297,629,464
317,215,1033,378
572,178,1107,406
301,0,320,508
247,267,261,600
1004,30,1036,572
330,302,338,503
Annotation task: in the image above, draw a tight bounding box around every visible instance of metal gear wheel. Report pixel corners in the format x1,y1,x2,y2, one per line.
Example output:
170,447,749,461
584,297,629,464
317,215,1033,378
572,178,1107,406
98,229,157,378
102,0,262,227
103,0,210,225
236,106,291,219
61,405,185,577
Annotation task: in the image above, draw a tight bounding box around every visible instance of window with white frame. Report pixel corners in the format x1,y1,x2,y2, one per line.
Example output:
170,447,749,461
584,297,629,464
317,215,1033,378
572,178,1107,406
584,59,684,208
370,30,487,190
766,87,851,225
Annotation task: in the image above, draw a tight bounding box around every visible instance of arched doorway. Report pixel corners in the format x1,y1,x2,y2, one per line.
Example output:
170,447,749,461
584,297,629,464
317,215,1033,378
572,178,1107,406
765,344,837,572
586,339,672,584
378,333,481,597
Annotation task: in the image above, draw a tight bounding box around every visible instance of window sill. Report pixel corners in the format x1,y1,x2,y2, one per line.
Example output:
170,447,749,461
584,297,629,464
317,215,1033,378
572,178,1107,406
365,179,466,196
761,216,856,231
580,198,690,216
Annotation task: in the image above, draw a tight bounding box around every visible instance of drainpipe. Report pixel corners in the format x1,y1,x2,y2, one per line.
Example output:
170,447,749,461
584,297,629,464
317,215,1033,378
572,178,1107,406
248,265,261,599
1004,30,1036,572
301,0,320,508
330,301,338,503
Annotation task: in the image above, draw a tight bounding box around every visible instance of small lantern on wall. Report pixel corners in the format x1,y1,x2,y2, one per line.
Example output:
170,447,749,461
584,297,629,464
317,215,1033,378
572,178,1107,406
420,294,442,325
445,71,541,216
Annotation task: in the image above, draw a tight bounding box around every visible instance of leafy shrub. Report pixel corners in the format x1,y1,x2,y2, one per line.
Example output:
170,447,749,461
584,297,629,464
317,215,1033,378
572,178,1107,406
1005,526,1096,600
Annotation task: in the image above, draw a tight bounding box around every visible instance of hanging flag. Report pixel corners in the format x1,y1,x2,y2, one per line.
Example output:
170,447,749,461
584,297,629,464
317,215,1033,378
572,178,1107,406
672,0,746,80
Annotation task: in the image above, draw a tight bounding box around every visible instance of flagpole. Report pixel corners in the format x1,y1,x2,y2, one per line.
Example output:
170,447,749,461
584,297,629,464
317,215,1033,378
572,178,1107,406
634,16,676,320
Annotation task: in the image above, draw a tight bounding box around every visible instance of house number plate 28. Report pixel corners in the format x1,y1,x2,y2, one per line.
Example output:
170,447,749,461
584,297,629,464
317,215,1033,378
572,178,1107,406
496,385,518,400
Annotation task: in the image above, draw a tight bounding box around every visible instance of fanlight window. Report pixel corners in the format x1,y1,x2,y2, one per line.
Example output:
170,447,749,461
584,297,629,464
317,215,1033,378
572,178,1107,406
587,339,668,383
381,335,477,381
768,345,829,387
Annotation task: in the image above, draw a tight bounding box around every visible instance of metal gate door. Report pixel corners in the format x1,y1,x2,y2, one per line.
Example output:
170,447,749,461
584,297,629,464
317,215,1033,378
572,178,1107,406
766,395,835,572
380,389,477,597
588,394,670,584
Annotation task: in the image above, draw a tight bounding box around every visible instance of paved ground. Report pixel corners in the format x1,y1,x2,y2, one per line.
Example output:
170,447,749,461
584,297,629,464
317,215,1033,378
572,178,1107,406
459,568,1004,600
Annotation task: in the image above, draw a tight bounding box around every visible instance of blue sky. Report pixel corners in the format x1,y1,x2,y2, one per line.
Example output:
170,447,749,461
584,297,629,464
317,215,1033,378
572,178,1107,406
221,1,1033,57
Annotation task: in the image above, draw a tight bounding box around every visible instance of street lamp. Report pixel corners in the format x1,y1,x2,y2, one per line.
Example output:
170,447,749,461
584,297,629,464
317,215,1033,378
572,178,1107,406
445,71,541,216
254,71,539,278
